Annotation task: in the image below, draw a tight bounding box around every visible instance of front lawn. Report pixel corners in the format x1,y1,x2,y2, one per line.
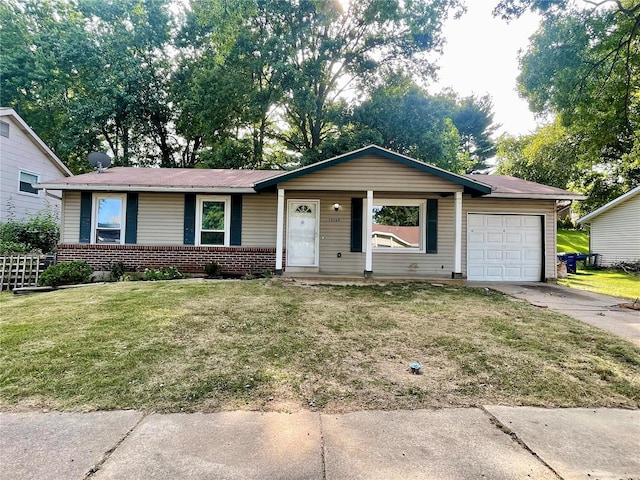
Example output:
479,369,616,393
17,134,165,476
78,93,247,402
1,280,639,413
557,229,589,253
559,269,640,300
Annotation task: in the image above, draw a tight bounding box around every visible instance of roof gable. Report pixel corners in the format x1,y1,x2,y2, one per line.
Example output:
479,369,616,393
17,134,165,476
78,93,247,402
254,145,492,195
578,186,640,223
0,108,72,177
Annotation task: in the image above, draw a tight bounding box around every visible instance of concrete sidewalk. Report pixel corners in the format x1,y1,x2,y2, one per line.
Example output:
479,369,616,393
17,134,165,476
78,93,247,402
470,282,640,346
1,407,638,480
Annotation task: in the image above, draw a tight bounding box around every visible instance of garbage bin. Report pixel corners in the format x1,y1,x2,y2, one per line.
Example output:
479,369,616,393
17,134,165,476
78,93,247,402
558,253,578,274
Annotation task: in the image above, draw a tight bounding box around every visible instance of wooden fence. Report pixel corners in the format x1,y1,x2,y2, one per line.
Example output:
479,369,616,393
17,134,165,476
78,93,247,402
0,255,53,291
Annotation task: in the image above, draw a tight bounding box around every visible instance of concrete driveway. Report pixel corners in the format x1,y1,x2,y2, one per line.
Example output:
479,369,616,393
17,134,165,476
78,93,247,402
470,282,640,346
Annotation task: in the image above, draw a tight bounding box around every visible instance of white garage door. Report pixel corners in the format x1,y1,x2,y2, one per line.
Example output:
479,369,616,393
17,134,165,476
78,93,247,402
467,214,543,281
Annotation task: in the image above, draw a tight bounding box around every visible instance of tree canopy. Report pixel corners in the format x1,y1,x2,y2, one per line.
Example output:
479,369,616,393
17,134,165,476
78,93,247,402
495,0,639,213
2,0,504,173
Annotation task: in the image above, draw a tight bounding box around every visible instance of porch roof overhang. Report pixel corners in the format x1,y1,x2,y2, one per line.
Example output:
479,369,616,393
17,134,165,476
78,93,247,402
253,145,493,196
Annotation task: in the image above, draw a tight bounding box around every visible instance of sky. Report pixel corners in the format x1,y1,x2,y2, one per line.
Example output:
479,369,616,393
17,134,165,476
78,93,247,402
432,2,543,137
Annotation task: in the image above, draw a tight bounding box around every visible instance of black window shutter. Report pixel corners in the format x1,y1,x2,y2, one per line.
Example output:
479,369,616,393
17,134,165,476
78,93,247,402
125,193,138,244
351,197,363,252
79,192,92,243
426,199,438,254
184,194,196,245
230,194,242,246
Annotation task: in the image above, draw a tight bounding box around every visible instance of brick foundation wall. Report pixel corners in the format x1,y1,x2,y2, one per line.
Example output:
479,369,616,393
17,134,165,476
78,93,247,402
56,243,283,275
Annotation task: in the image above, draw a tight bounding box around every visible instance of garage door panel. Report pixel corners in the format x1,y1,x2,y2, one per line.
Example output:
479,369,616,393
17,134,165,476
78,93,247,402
505,216,524,227
485,216,503,227
505,250,522,260
467,214,543,282
505,233,523,244
486,249,503,260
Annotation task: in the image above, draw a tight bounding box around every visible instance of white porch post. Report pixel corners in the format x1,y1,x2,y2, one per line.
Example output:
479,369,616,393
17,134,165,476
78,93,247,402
275,188,285,274
453,191,463,278
365,190,373,276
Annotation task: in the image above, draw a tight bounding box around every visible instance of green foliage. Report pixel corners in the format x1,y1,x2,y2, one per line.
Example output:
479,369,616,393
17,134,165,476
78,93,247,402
110,261,126,281
143,267,183,281
0,208,60,254
557,229,589,254
374,206,420,227
204,261,222,278
497,1,640,213
38,261,93,287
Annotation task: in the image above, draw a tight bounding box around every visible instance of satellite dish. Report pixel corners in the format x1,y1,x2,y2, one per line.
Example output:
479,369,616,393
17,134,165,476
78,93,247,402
88,152,112,171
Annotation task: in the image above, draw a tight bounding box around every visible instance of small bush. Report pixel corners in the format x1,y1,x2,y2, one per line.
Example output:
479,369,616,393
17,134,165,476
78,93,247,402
143,266,183,281
39,261,94,287
204,261,222,278
0,208,60,254
110,261,126,281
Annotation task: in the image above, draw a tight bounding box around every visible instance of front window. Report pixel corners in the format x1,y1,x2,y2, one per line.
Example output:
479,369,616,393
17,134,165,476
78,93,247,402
93,195,126,244
19,171,39,195
197,196,230,246
371,199,424,252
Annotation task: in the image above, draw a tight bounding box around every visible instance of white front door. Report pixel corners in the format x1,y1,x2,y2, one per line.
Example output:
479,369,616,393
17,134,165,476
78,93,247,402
287,200,319,267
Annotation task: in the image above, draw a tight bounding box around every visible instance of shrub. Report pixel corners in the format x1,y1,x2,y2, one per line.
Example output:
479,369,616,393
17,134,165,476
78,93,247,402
143,267,183,281
204,261,222,278
110,261,126,281
0,208,60,254
39,260,94,287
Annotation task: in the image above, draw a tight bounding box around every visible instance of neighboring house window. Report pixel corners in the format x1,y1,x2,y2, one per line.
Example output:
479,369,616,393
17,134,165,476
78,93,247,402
196,195,230,246
18,170,39,195
92,194,126,244
0,121,9,137
371,199,425,253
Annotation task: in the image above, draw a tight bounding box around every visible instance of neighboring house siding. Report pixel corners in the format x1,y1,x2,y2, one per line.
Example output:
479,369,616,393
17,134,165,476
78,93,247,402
462,197,557,280
137,193,184,245
61,191,81,243
0,115,66,221
280,155,463,193
590,194,640,265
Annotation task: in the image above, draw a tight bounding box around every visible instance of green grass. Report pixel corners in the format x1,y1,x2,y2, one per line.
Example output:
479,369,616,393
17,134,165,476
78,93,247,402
557,229,589,253
1,280,639,413
558,269,640,300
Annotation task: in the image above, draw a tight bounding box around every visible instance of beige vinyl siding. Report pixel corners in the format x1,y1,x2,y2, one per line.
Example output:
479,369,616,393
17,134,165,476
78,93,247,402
242,193,277,247
279,191,452,276
61,191,81,243
589,194,640,265
137,193,184,245
462,197,557,280
280,155,463,193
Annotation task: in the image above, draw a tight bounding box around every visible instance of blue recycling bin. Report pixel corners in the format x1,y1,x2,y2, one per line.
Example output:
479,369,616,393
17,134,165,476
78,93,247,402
558,253,589,274
558,253,578,274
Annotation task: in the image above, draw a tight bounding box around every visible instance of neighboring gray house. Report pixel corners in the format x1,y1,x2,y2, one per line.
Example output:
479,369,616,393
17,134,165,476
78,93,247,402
39,145,584,281
0,108,72,222
578,186,640,266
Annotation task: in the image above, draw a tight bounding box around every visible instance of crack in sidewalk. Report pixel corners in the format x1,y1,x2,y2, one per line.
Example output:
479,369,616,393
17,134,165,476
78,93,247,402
480,406,564,480
83,411,150,479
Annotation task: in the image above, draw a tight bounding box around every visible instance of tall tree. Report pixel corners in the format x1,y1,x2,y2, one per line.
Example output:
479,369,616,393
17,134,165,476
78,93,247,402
175,0,464,167
494,0,639,209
